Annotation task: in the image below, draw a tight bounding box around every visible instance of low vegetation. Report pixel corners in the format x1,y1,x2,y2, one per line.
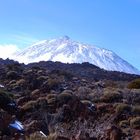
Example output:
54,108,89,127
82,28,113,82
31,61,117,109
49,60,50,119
128,78,140,89
130,117,140,129
0,59,140,139
115,103,131,114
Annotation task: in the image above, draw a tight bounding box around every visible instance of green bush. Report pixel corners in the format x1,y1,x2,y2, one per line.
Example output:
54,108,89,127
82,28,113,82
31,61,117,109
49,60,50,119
128,78,140,89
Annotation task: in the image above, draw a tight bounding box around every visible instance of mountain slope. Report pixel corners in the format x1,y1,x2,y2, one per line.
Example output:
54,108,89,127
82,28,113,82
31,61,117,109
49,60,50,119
11,36,140,75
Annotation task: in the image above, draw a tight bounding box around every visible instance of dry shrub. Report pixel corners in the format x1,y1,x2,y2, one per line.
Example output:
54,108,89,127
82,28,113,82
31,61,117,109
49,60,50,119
37,76,48,81
47,94,57,106
47,94,57,100
57,92,73,107
46,133,57,140
132,106,140,115
119,120,130,128
31,89,40,97
128,78,140,89
77,86,92,99
101,89,122,103
81,100,92,106
22,100,38,112
115,103,131,114
47,78,61,90
61,90,73,95
37,97,48,109
16,79,26,86
104,80,118,88
26,132,48,140
6,71,19,80
130,117,140,129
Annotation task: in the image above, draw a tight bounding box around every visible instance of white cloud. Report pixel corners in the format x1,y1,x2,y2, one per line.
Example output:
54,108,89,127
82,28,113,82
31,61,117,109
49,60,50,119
0,44,19,59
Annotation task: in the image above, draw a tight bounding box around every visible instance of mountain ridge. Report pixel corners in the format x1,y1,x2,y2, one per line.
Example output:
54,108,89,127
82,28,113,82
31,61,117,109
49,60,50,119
10,36,140,75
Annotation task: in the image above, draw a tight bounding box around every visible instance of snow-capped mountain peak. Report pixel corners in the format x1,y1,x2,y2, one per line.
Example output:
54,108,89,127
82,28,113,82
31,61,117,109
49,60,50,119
11,36,140,75
60,35,70,40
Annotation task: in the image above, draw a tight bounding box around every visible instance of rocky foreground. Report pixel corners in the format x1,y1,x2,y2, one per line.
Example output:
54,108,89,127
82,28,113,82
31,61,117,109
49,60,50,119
0,59,140,140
